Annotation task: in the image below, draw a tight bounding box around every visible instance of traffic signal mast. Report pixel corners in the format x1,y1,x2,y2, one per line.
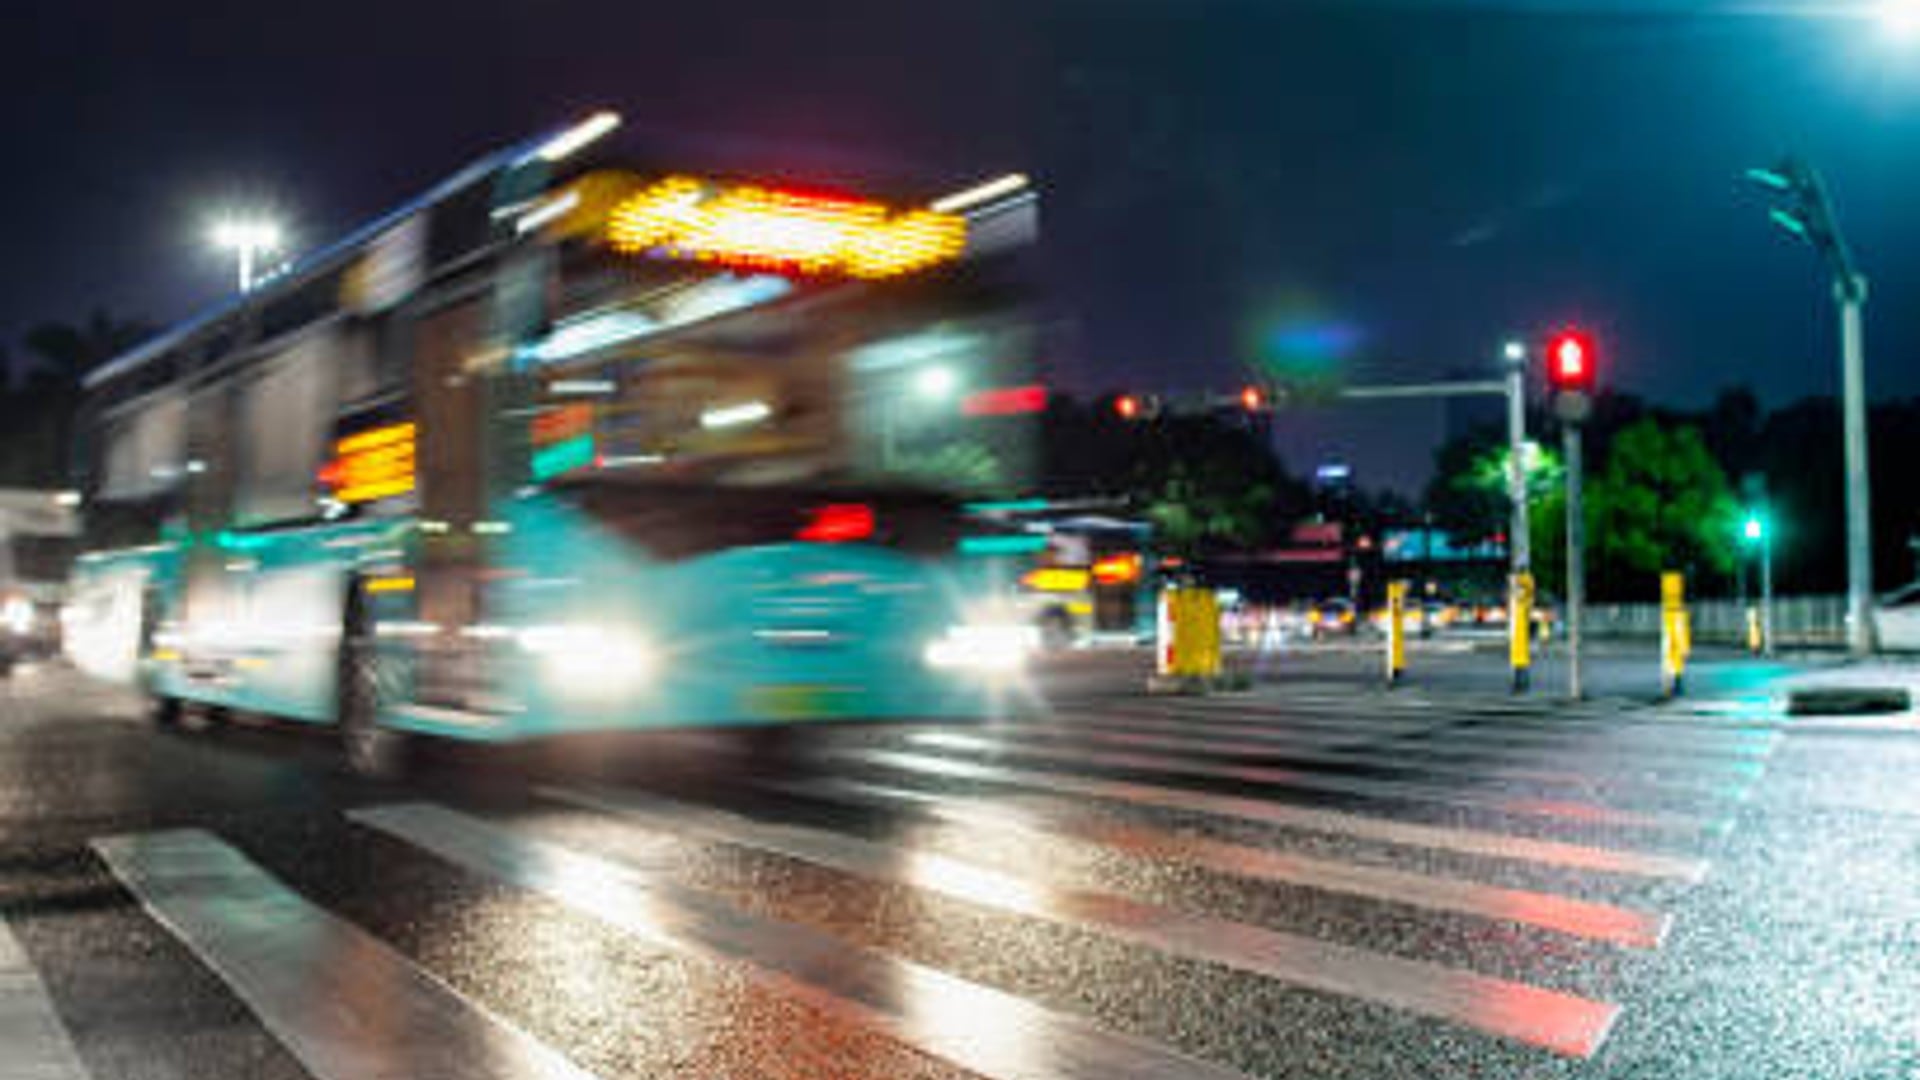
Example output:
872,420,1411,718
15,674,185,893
1745,156,1874,655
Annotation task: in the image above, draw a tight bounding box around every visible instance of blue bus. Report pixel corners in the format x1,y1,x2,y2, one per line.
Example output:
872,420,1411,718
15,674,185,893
63,112,1042,774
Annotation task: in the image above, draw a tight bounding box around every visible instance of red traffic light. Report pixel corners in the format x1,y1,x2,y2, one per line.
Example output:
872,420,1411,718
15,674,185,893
1114,394,1142,420
1545,330,1597,393
1239,385,1266,411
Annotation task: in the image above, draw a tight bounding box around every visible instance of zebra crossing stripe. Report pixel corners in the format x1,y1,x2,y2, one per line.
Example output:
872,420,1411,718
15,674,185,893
538,787,1619,1058
1105,701,1778,764
1028,711,1759,800
840,749,1709,883
908,730,1722,836
0,915,91,1080
89,829,597,1080
1158,695,1781,748
762,775,1673,950
349,803,1252,1080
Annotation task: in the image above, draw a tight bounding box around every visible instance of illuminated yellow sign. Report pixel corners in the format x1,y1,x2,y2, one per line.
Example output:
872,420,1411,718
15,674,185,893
602,175,966,279
322,422,417,504
1022,567,1091,594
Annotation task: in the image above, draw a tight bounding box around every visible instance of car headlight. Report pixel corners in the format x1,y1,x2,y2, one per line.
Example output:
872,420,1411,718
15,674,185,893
519,623,656,699
923,623,1038,674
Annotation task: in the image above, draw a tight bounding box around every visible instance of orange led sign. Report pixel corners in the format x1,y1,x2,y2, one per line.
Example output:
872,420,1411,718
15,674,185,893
603,175,966,279
322,422,417,504
1091,553,1142,586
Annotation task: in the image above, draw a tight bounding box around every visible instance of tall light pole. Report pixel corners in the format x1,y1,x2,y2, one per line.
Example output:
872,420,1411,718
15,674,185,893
211,219,283,293
1745,158,1873,655
1504,340,1532,692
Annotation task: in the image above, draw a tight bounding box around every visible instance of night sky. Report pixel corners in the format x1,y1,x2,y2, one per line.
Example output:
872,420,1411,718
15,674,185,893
3,0,1915,492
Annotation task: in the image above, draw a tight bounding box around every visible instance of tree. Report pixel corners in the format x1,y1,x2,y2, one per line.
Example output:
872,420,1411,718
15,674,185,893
1040,396,1308,557
1586,418,1739,600
0,310,152,487
1425,427,1564,547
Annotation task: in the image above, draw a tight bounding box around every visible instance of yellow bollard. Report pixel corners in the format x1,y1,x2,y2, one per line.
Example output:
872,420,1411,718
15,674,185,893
1385,580,1408,687
1156,586,1223,689
1746,606,1762,655
1660,571,1688,698
1509,572,1534,693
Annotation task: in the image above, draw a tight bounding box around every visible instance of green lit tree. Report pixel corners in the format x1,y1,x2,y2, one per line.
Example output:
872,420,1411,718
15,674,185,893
1586,418,1740,599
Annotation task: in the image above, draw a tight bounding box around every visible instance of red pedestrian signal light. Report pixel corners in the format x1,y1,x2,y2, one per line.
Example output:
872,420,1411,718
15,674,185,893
1545,330,1596,394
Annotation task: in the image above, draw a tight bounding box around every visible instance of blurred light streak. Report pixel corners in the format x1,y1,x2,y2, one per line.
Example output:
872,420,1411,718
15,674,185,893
930,173,1030,214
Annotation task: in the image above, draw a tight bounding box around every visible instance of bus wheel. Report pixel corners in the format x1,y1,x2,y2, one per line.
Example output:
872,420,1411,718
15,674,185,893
1039,609,1074,652
338,602,408,779
736,726,803,771
148,694,182,731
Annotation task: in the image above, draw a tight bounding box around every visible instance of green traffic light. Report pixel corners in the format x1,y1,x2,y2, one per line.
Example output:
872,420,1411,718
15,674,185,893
1742,515,1765,542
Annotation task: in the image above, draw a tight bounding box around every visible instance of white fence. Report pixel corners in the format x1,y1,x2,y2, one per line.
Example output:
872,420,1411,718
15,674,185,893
1585,594,1849,648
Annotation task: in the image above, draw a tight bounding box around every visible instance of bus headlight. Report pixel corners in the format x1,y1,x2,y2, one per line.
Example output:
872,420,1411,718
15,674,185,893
923,623,1037,674
2,597,32,636
519,623,656,699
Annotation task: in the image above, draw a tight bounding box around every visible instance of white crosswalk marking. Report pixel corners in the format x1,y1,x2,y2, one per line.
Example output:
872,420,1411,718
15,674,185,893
910,729,1726,835
531,788,1619,1058
1152,693,1781,747
758,774,1673,949
0,916,91,1080
350,802,1253,1080
1108,699,1780,761
1026,710,1759,800
839,748,1710,881
90,829,599,1080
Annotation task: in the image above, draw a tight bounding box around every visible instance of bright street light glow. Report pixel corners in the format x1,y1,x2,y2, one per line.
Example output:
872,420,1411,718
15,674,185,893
931,173,1030,214
914,364,959,399
209,217,284,293
1503,340,1526,362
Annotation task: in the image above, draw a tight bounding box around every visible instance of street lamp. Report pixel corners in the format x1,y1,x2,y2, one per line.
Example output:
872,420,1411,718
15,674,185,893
210,219,283,293
1744,157,1873,655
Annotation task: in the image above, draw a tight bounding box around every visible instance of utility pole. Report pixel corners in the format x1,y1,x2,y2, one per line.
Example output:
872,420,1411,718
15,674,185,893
1504,342,1531,692
1745,158,1874,655
1838,272,1872,655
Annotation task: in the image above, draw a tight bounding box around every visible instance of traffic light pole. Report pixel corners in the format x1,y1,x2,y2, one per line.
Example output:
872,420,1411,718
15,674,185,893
1563,421,1585,701
1839,275,1873,656
1745,159,1873,656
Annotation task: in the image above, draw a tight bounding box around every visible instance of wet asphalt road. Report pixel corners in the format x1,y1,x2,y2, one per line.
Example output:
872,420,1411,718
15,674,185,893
1,647,1916,1080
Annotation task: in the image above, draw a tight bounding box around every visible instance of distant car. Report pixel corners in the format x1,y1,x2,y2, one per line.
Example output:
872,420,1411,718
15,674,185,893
1306,599,1356,638
1877,582,1920,651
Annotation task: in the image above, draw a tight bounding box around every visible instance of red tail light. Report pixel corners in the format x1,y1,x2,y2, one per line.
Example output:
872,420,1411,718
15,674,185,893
797,503,876,543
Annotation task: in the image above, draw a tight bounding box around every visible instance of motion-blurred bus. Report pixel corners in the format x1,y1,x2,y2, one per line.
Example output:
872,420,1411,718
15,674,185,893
63,112,1042,773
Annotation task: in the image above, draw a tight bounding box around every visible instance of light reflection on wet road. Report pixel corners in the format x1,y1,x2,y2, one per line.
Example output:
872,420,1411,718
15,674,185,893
3,654,1918,1079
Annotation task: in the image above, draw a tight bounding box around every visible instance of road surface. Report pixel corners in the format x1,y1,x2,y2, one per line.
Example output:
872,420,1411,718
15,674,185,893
1,647,1915,1079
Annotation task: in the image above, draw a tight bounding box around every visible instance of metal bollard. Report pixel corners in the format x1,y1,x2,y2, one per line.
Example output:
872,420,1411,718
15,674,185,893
1660,571,1689,698
1510,571,1533,693
1385,580,1408,687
